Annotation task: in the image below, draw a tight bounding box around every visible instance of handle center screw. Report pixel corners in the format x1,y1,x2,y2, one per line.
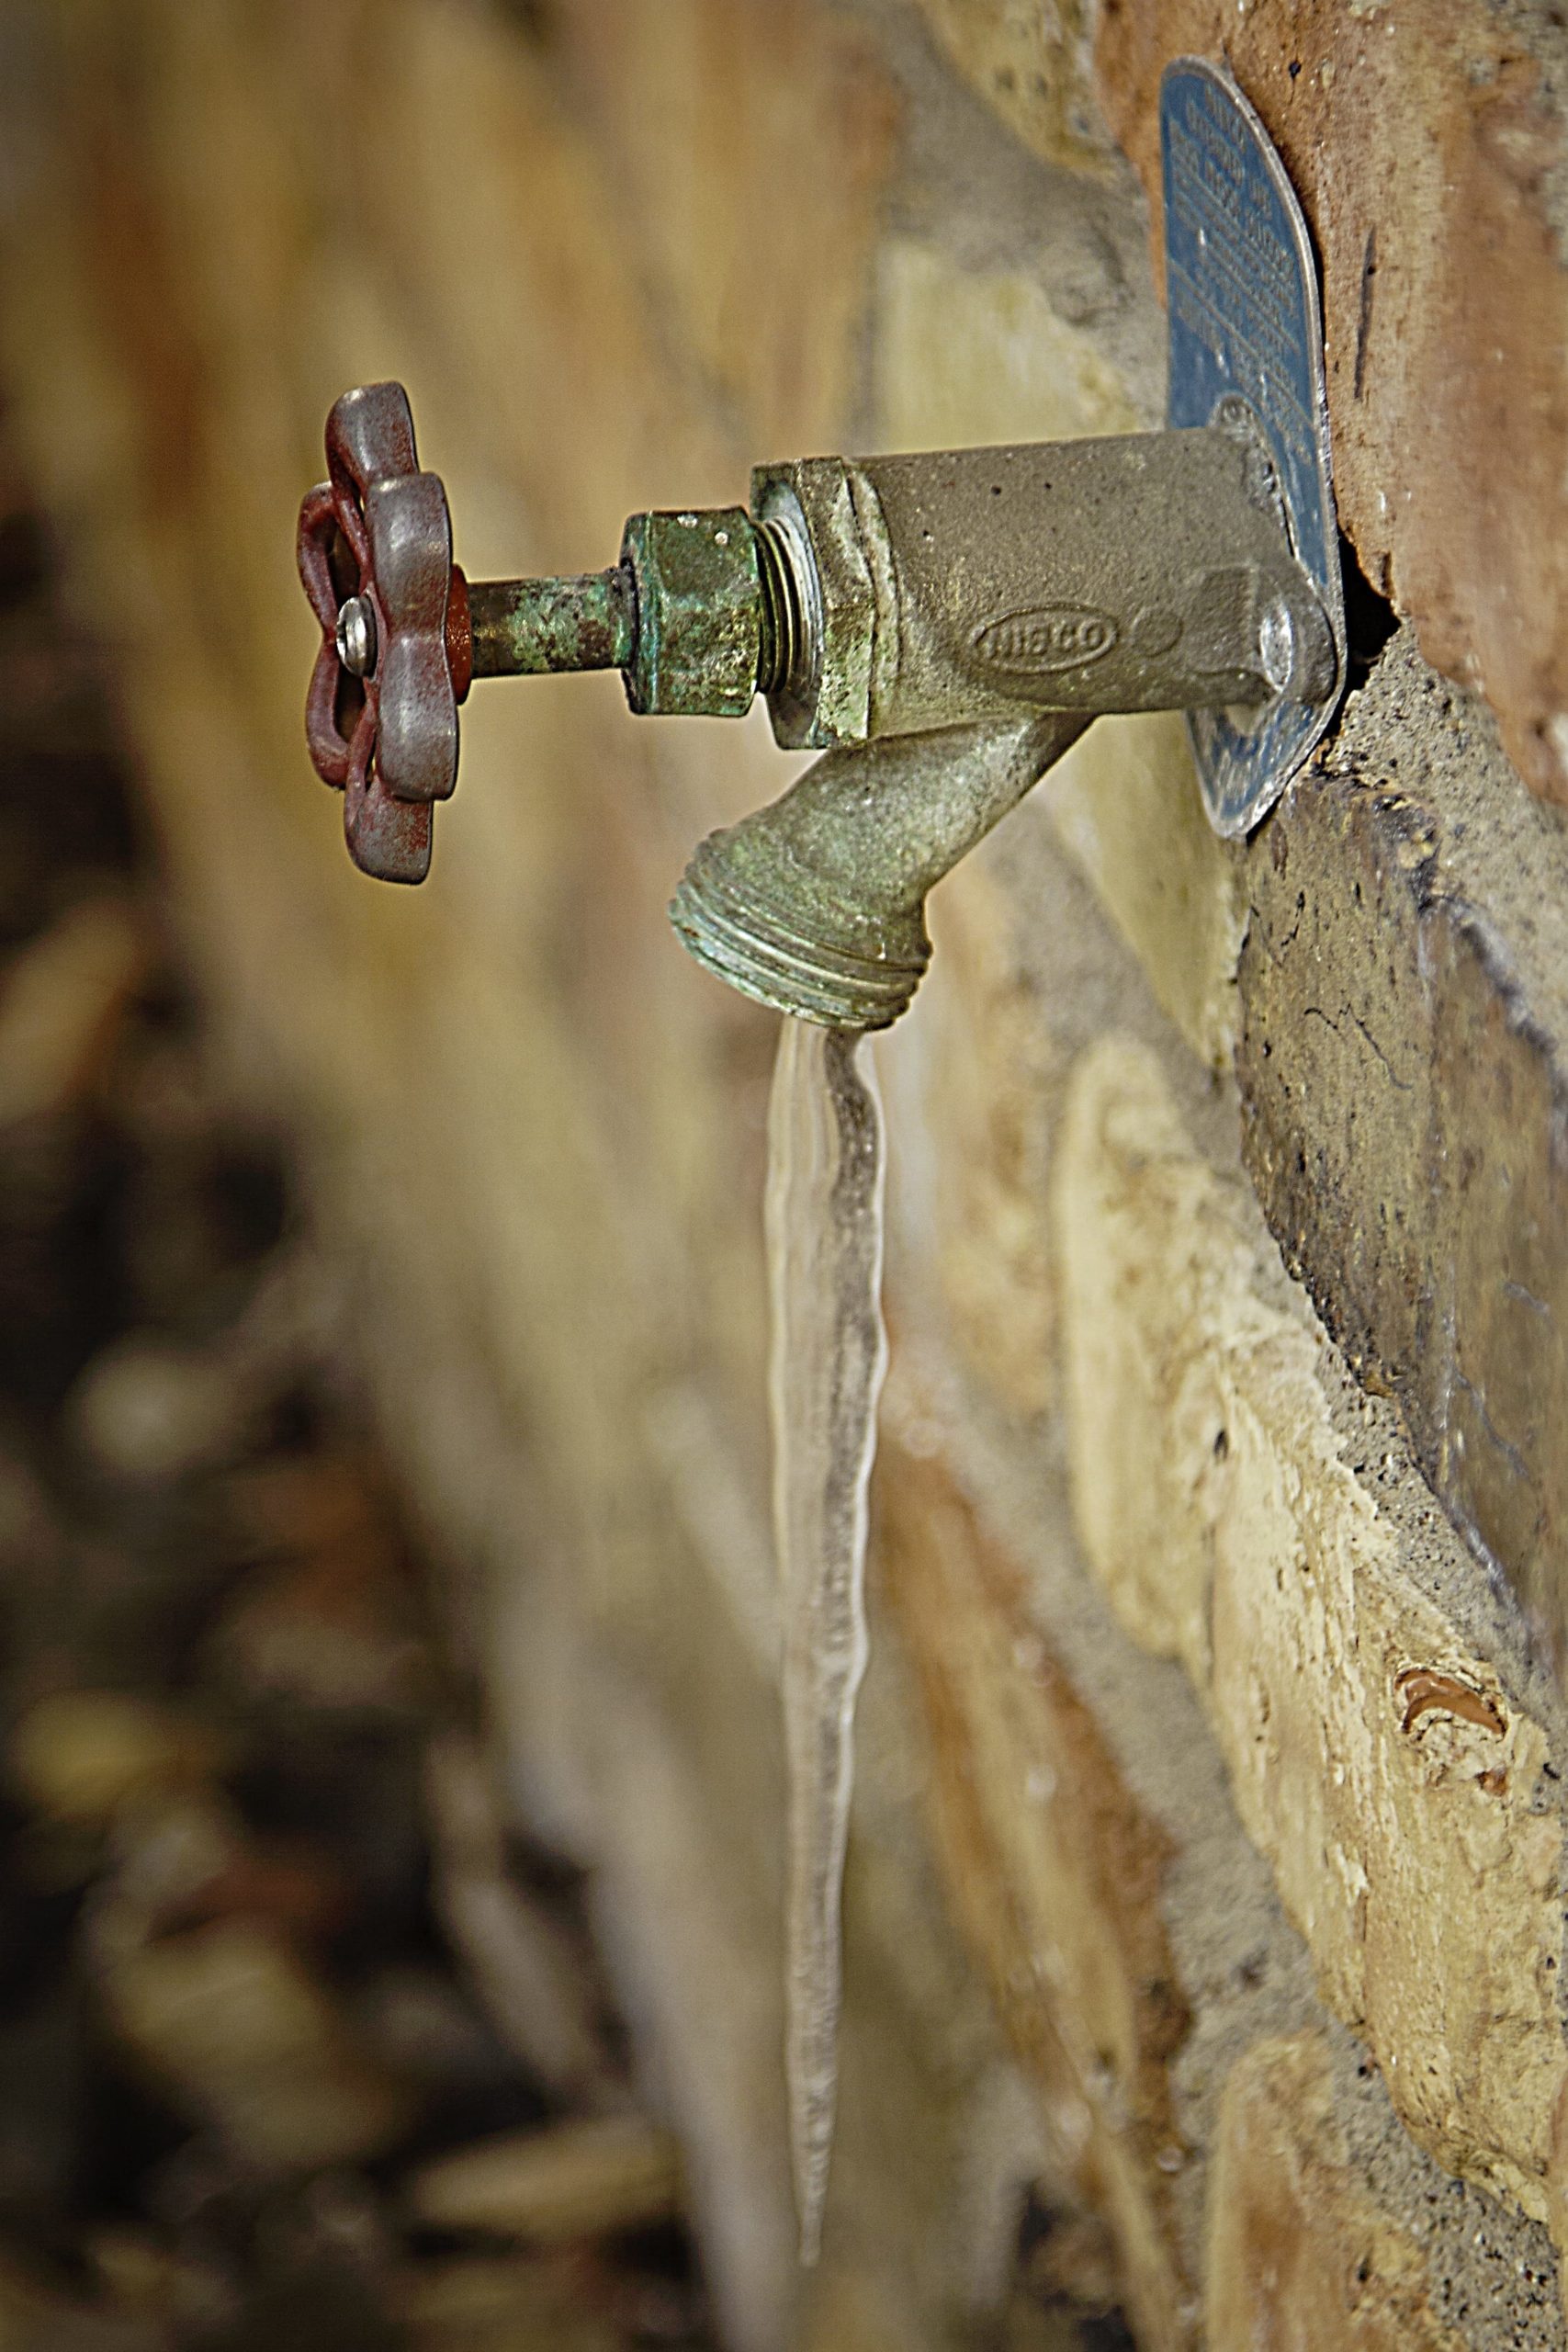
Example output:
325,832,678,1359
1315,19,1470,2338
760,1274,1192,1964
335,595,378,678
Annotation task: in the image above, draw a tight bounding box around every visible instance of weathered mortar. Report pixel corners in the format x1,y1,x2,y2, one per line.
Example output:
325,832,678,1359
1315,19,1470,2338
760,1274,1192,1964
1237,630,1568,1656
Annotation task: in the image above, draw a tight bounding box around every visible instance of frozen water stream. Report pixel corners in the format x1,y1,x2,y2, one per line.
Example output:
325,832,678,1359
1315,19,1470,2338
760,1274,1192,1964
763,1017,887,2266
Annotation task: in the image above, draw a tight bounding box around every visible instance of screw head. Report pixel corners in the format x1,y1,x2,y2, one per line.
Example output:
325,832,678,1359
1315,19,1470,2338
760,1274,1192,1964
335,594,378,678
1258,595,1295,694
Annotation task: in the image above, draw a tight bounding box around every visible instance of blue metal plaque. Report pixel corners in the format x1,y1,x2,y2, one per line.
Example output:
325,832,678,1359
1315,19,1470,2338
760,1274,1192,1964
1162,59,1346,836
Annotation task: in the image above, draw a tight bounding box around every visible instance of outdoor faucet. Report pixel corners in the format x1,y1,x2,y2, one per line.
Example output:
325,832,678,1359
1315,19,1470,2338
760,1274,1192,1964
298,379,1339,1030
297,63,1347,1031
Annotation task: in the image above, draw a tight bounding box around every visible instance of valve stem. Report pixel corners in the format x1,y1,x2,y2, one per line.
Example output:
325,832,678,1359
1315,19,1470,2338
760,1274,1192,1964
463,507,808,719
468,567,636,679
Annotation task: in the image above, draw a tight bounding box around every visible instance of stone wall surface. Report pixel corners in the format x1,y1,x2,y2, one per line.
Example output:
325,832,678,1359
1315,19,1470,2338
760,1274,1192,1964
1,3,1567,2348
1097,1,1568,810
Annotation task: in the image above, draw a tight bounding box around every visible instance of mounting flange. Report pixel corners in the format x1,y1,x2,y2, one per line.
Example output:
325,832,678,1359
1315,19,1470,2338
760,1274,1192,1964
1162,57,1347,836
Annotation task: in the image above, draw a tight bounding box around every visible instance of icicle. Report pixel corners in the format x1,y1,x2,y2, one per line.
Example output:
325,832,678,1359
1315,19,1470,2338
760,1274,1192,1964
763,1017,887,2265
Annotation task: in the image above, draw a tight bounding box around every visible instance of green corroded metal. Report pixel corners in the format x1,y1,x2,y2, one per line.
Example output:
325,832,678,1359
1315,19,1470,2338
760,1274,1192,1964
666,424,1336,1031
750,431,1334,751
442,426,1337,1034
620,507,765,718
469,570,635,676
468,508,782,718
668,711,1089,1031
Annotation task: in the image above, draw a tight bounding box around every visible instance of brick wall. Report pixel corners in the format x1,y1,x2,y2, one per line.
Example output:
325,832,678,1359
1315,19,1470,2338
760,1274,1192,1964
3,2,1568,2345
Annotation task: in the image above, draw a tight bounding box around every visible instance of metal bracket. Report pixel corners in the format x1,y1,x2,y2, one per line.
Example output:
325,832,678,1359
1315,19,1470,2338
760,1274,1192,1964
1162,57,1347,836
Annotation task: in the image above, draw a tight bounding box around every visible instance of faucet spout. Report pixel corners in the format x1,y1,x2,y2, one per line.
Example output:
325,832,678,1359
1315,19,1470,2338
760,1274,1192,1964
669,712,1088,1030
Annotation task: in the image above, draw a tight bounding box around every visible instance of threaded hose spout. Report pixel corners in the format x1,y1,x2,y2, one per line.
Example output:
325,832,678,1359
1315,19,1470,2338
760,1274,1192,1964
670,712,1088,1030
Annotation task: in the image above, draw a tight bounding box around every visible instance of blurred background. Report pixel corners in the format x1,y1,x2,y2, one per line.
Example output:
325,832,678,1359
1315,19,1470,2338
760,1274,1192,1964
0,4,1565,2351
0,368,727,2342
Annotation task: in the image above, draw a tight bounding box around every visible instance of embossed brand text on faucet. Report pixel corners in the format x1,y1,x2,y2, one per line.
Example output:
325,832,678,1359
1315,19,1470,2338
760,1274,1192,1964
971,605,1119,673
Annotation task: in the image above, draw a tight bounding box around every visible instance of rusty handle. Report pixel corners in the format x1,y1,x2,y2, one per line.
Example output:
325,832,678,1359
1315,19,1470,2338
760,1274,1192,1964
297,382,464,884
299,385,795,883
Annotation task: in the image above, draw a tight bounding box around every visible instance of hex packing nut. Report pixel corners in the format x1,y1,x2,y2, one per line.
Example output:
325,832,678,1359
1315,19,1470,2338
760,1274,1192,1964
620,507,764,718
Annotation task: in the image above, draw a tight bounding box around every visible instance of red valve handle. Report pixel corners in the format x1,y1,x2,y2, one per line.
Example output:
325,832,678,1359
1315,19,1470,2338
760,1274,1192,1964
297,382,473,884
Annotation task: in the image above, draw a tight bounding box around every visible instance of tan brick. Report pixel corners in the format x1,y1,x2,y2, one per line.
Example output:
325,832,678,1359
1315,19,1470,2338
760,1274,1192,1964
900,865,1063,1417
1054,1034,1568,2234
800,2271,908,2352
1206,2033,1466,2351
873,237,1140,453
326,0,724,535
876,1431,1198,2352
1041,716,1245,1071
1096,0,1568,805
551,0,899,458
908,0,1118,177
1235,636,1568,1663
